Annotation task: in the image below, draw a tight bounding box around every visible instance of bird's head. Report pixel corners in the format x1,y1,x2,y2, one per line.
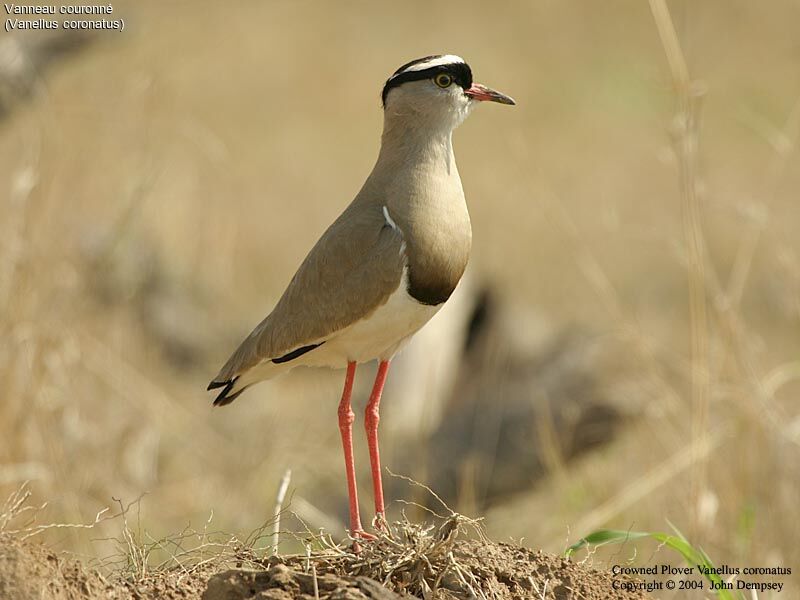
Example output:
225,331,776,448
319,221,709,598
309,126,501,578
381,55,515,132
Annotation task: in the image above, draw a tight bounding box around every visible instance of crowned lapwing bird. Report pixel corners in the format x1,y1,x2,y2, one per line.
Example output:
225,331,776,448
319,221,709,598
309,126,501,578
208,54,514,542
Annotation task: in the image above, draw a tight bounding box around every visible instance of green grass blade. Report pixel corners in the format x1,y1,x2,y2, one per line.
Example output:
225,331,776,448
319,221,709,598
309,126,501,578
566,529,744,600
565,528,651,556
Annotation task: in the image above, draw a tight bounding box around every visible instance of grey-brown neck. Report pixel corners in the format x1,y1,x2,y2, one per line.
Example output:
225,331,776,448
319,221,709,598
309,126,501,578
380,115,454,167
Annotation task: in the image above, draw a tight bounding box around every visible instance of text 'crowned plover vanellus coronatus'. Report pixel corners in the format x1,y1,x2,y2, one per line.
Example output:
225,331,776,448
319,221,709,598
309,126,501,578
208,54,514,547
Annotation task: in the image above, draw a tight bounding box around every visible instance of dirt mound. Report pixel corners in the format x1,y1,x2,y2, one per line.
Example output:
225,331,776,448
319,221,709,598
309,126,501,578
0,533,113,600
0,531,647,600
207,540,647,600
0,532,214,600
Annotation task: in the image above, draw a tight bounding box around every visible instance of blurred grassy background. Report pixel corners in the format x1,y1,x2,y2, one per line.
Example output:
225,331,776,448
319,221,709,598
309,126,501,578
1,0,799,584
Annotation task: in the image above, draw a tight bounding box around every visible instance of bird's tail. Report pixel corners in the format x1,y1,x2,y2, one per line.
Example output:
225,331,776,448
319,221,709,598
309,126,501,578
207,377,246,406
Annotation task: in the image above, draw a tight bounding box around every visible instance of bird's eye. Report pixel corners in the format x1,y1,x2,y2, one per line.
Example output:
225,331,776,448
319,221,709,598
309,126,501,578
434,73,453,88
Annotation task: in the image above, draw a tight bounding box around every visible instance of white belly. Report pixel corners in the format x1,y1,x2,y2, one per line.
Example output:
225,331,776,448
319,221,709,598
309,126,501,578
232,271,441,394
306,270,441,367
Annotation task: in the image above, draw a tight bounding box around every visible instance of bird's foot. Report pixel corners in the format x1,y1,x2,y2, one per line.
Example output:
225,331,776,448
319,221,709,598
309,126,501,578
349,529,377,554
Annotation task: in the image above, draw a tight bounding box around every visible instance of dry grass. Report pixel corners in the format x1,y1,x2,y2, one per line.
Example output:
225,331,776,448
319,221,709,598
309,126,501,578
0,2,799,597
1,483,650,600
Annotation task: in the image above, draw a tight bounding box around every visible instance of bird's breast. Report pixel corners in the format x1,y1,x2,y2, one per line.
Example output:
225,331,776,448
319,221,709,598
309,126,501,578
398,177,472,306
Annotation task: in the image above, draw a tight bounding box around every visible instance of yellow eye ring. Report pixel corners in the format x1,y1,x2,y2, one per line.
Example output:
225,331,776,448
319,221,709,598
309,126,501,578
434,73,453,88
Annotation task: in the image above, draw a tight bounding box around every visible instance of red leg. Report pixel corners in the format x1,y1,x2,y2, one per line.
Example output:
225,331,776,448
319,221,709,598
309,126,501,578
338,362,366,538
365,359,390,524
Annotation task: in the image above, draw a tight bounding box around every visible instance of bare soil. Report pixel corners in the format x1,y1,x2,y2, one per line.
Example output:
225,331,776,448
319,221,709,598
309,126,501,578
0,532,648,600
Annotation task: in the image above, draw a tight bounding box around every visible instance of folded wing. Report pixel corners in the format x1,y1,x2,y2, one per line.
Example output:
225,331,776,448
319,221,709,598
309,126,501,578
209,203,406,403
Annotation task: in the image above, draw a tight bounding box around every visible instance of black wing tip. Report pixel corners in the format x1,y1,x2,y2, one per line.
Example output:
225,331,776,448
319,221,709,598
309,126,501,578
210,377,242,407
207,380,228,391
213,390,240,407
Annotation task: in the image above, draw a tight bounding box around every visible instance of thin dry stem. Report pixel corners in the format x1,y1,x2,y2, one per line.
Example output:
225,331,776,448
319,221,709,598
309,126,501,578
649,0,711,538
271,468,292,555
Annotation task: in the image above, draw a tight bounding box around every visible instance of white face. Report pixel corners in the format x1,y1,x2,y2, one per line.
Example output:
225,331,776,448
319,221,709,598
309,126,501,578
383,71,475,131
382,55,514,131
